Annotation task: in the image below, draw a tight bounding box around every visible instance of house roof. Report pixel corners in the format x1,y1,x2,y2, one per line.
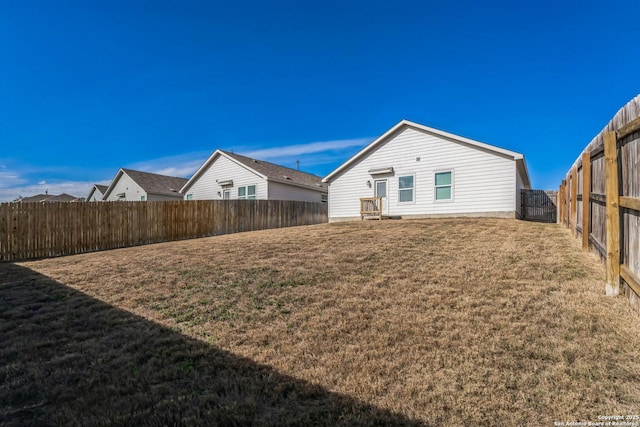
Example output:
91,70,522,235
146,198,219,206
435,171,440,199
181,149,326,193
87,184,109,200
323,119,530,187
20,193,80,203
102,168,188,200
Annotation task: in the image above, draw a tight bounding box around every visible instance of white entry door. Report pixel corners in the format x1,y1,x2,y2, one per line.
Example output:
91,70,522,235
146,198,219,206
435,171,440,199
374,179,388,216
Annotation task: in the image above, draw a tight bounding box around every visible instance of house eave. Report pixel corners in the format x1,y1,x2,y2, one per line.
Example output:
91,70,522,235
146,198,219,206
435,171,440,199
266,177,327,193
323,119,526,183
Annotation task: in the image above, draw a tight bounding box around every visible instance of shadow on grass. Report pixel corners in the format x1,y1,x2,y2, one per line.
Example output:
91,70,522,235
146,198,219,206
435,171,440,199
0,263,424,426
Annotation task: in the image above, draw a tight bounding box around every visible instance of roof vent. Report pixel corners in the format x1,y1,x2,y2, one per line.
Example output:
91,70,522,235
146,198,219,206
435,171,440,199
283,175,291,180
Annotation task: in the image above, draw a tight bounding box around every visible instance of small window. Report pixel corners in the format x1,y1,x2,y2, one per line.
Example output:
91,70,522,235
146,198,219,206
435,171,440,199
238,185,256,200
140,195,146,201
223,190,230,199
398,175,414,203
186,194,193,200
321,193,328,203
435,171,453,201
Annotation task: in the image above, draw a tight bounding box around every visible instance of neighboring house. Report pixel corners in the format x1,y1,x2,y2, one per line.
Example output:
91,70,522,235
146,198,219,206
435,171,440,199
181,149,327,202
86,184,109,202
322,119,530,222
18,193,83,203
102,168,188,201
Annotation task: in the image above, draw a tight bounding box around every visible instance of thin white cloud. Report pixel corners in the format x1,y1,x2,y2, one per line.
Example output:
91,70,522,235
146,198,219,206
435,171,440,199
126,151,210,178
0,180,100,202
0,166,27,191
242,138,370,160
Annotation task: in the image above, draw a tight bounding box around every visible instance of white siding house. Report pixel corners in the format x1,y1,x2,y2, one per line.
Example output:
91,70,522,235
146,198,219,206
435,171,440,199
86,184,108,202
102,169,188,201
323,120,530,222
181,150,327,202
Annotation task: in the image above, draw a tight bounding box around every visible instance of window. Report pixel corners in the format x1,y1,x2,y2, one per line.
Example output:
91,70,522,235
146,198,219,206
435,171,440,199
398,175,414,203
223,190,230,199
238,185,256,200
186,194,193,200
321,193,328,203
140,195,146,201
435,171,453,201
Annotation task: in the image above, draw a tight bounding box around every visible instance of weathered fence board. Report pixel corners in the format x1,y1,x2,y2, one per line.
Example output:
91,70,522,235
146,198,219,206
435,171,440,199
0,200,327,262
559,94,640,311
520,190,557,223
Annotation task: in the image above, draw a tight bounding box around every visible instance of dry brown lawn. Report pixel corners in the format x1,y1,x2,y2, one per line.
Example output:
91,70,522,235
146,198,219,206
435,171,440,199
2,218,640,426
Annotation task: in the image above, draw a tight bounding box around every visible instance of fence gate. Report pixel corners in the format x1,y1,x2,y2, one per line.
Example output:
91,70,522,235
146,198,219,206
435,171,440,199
520,190,557,223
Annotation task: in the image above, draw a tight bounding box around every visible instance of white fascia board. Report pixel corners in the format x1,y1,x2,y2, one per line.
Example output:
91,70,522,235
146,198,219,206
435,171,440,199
517,157,531,188
409,120,524,160
179,150,222,193
102,169,126,200
179,149,268,193
323,119,525,183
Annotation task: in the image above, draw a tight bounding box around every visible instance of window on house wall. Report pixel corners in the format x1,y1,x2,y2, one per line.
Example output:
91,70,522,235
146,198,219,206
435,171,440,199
435,171,453,201
238,185,256,200
140,195,146,201
223,190,230,199
186,194,193,200
398,175,414,203
321,193,328,203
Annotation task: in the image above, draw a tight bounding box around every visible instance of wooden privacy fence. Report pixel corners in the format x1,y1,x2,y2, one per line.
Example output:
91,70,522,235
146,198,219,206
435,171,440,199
520,189,557,223
559,94,640,310
0,199,328,262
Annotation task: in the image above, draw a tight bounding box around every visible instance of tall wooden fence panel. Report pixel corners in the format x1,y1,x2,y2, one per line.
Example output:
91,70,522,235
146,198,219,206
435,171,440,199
559,94,640,311
520,189,557,223
0,200,328,262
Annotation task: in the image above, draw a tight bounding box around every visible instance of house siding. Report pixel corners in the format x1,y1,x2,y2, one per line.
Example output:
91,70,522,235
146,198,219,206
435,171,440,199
104,173,147,201
268,181,325,202
185,155,267,200
87,189,104,202
328,127,517,221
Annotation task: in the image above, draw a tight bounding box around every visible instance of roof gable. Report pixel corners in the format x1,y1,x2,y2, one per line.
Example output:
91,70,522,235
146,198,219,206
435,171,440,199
181,149,326,193
103,168,188,199
323,120,529,187
87,184,109,201
20,193,79,202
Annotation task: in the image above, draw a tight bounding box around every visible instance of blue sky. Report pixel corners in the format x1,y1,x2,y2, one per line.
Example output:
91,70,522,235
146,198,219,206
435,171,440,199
1,0,639,201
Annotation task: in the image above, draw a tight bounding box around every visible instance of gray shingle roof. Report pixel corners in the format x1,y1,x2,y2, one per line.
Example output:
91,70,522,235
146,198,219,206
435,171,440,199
94,184,109,194
121,169,188,196
20,193,80,202
221,151,326,190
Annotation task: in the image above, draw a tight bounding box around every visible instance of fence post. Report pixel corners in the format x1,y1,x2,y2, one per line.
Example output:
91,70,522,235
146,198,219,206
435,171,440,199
564,172,571,228
571,167,578,236
581,151,591,251
604,131,620,296
559,180,565,225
